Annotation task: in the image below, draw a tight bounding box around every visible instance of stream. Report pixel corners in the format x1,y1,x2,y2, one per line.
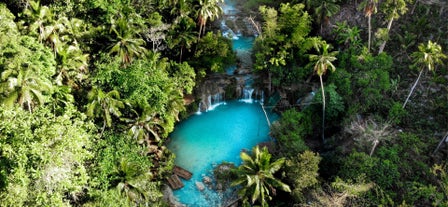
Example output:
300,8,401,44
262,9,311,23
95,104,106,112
166,1,275,206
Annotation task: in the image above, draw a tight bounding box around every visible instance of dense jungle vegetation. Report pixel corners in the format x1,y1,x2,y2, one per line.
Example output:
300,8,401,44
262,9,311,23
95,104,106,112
0,0,447,206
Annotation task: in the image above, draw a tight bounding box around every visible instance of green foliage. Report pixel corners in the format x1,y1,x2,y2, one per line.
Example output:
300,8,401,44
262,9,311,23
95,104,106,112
232,146,291,207
88,132,166,206
333,21,363,49
327,66,353,101
314,0,340,27
271,109,311,157
107,14,147,65
388,101,406,124
167,16,197,62
0,105,95,206
254,3,313,86
285,151,321,202
93,52,194,137
0,11,56,110
351,53,393,113
86,87,124,130
191,32,235,75
312,84,345,122
338,131,435,205
195,0,223,38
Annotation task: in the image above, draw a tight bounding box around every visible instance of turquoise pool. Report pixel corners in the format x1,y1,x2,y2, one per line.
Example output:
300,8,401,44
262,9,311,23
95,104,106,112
167,100,277,206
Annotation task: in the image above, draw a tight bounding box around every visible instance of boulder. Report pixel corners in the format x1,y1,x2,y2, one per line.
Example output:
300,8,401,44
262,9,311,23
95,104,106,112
195,181,205,191
203,176,212,184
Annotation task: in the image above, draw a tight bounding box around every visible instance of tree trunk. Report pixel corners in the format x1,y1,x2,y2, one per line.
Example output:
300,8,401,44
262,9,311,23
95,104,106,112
433,131,448,154
320,75,326,143
179,45,184,62
268,70,272,95
27,101,32,113
370,139,379,156
100,121,106,138
368,14,372,52
198,23,203,39
402,69,424,109
411,0,419,14
378,9,395,54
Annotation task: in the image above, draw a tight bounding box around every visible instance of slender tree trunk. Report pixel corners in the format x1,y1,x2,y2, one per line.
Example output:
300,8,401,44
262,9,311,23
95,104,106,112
403,69,424,108
320,75,326,143
411,0,419,14
201,20,208,38
378,11,395,54
100,121,106,138
27,101,32,113
268,70,272,95
433,131,448,154
370,139,379,156
198,23,203,39
368,14,372,52
179,45,183,62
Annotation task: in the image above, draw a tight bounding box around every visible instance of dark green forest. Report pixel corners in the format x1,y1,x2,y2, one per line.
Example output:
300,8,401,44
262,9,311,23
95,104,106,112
0,0,447,206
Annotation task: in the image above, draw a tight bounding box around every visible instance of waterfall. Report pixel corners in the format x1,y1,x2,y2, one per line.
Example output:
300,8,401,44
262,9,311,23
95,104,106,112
205,92,226,112
221,21,239,40
196,102,202,115
241,88,254,103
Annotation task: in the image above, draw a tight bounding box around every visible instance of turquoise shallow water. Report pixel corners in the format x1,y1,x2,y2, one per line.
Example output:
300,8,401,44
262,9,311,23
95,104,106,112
167,100,277,206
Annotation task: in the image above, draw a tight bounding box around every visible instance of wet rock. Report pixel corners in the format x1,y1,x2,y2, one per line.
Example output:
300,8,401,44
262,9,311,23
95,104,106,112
196,181,205,191
216,183,223,191
162,185,186,207
203,176,212,184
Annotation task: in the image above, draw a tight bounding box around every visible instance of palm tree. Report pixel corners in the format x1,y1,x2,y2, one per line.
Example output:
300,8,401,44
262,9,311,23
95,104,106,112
377,0,411,54
196,0,223,39
314,0,340,34
114,158,156,205
86,87,125,135
359,0,378,52
168,17,197,62
232,146,291,207
402,41,447,108
0,67,53,112
108,16,147,65
55,42,89,88
309,41,338,143
334,22,362,49
122,110,162,144
20,0,54,39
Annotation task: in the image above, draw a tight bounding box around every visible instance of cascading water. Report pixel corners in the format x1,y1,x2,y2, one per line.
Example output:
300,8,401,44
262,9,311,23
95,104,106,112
167,0,274,206
207,92,226,111
241,88,254,103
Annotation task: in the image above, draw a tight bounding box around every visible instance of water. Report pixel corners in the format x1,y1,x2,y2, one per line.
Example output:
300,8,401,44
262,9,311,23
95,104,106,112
167,101,277,206
167,0,272,205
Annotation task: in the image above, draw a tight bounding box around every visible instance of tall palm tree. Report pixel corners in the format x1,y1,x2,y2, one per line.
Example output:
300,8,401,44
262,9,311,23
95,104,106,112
232,146,291,207
402,41,447,108
377,0,411,54
86,87,125,135
196,0,223,39
0,67,53,112
168,17,197,62
108,16,148,65
314,0,340,34
309,41,338,143
359,0,378,52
